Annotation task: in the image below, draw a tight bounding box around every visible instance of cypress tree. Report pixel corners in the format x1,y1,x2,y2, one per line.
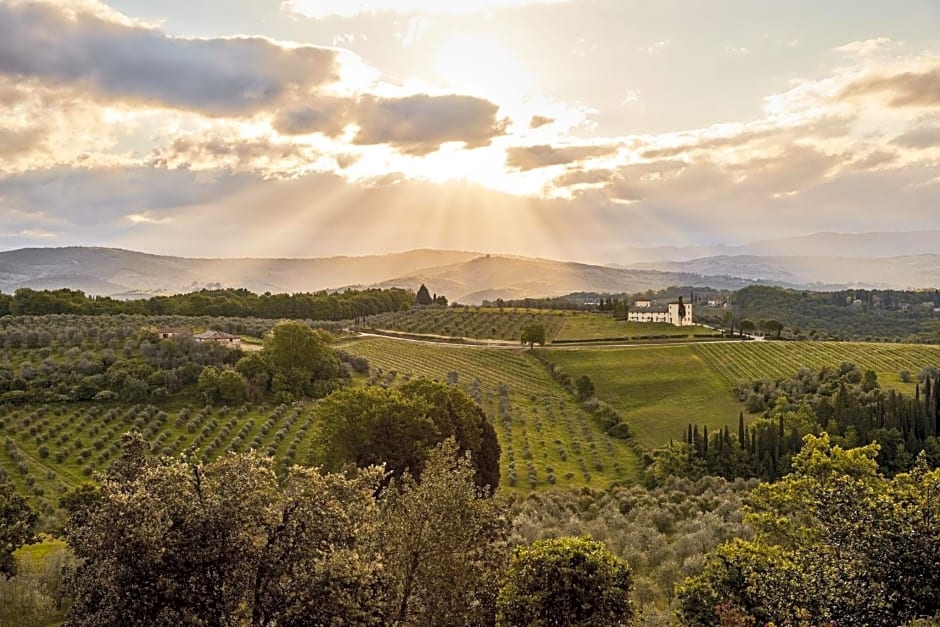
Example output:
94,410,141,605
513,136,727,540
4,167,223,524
703,425,709,453
738,412,745,447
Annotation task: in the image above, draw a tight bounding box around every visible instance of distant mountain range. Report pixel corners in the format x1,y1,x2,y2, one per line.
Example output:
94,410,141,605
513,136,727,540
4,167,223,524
1,230,939,305
613,230,940,264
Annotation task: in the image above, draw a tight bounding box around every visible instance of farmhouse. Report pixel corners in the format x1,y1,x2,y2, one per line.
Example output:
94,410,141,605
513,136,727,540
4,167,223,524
156,327,190,340
627,296,693,326
193,330,242,348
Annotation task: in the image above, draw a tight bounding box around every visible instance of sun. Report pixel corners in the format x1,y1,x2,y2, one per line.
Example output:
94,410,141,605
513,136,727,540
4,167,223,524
433,32,535,102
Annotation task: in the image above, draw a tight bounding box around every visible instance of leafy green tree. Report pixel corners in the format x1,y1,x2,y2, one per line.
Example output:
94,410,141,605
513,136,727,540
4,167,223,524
196,365,220,403
377,440,509,626
520,323,546,348
398,379,500,491
263,321,341,398
311,383,500,490
497,536,634,627
0,480,37,576
312,387,438,481
575,375,595,402
678,434,940,626
764,318,784,339
737,318,756,337
65,433,385,627
217,369,246,404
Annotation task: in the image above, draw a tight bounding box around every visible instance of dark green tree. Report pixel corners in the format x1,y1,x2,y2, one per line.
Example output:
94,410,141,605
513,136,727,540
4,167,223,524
0,480,37,576
520,323,546,348
497,536,634,626
416,284,433,306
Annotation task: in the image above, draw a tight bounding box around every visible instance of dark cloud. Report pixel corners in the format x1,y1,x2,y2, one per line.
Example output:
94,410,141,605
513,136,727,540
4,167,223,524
841,66,940,107
891,126,940,149
353,94,507,155
0,2,338,116
505,144,619,170
275,93,507,154
272,98,351,136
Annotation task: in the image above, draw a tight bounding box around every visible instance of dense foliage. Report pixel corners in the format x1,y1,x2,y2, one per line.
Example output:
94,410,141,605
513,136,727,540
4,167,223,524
310,381,500,491
700,285,940,342
0,287,414,320
64,436,508,627
678,434,940,626
497,536,634,626
507,477,753,623
653,363,940,483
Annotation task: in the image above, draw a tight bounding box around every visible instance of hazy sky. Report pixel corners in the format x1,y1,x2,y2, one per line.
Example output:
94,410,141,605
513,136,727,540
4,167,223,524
1,0,939,261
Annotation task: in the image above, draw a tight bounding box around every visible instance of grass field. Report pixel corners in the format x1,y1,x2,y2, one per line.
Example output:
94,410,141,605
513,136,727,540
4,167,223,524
540,345,743,449
540,340,940,448
362,308,567,342
339,337,642,490
553,314,720,342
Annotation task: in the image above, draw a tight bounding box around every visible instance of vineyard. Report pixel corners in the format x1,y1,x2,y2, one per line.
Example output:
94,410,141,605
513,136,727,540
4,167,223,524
339,337,642,490
361,308,567,342
0,401,322,523
691,341,940,388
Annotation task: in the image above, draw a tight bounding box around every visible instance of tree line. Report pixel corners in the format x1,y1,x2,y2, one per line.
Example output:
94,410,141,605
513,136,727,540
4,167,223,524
702,285,940,342
0,287,415,321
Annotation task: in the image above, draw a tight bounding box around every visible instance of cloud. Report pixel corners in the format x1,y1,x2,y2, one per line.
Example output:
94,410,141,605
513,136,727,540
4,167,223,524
352,94,507,154
272,97,352,136
282,0,574,19
841,66,940,108
151,132,308,173
0,1,339,116
0,126,47,158
273,92,508,154
891,126,940,149
506,144,619,170
529,115,554,129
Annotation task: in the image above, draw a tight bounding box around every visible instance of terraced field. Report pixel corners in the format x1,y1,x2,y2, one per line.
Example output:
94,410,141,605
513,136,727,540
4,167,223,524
361,308,567,342
340,337,642,490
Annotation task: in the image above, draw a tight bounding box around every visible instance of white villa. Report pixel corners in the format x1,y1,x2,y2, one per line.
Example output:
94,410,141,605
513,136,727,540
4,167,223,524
627,297,693,326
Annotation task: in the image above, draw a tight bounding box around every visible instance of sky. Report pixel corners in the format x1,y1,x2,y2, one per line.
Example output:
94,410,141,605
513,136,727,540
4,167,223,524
0,0,939,262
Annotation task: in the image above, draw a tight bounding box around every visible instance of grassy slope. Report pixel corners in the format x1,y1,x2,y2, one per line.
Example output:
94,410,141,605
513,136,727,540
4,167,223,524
339,337,642,490
542,340,940,449
554,314,719,342
540,345,743,448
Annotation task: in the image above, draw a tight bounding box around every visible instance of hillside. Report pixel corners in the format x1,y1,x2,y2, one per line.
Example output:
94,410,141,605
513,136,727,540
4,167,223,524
0,247,481,296
630,254,940,288
614,230,940,264
375,255,771,305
